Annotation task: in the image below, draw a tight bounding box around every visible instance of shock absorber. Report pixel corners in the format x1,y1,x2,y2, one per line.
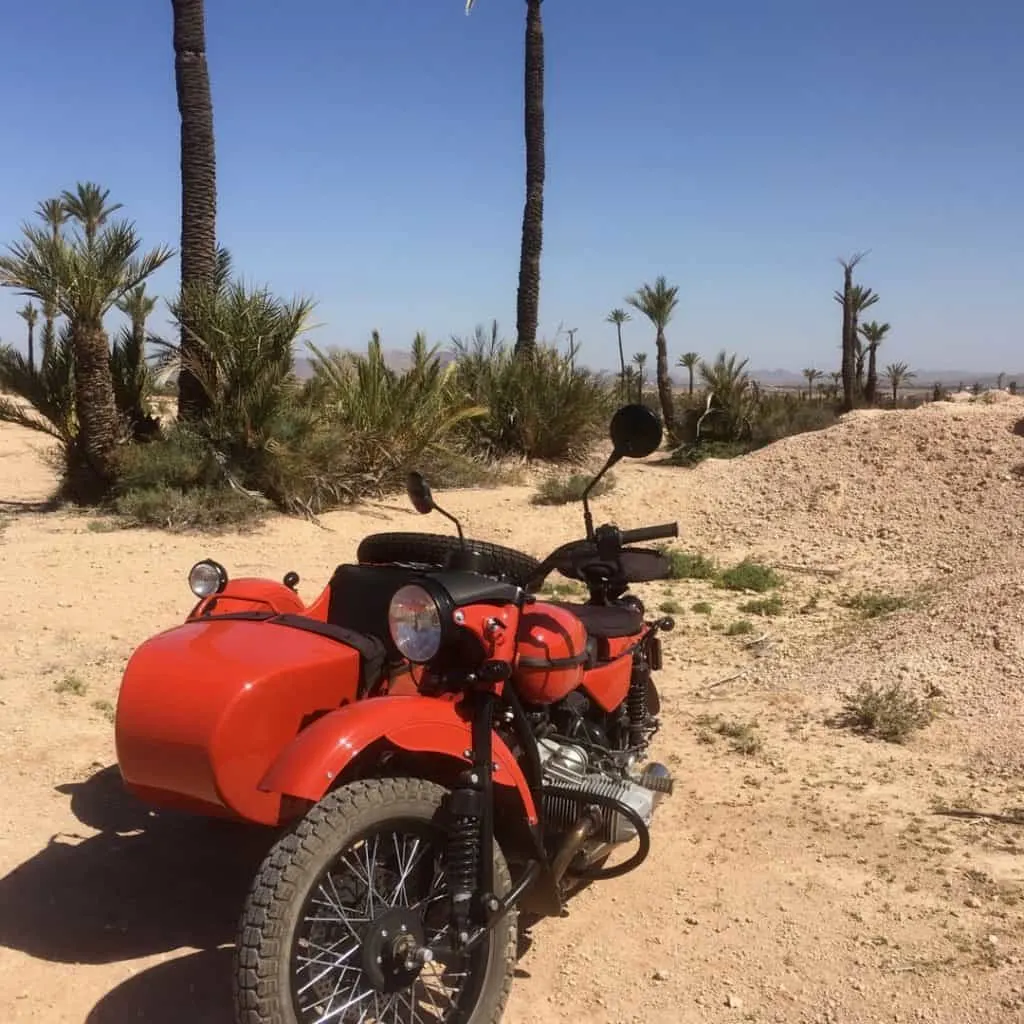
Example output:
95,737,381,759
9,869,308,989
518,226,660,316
627,647,651,747
442,785,482,941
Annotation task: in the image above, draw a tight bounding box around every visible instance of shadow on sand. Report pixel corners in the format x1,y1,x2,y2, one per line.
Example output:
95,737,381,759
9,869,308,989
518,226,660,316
0,763,549,1016
0,764,276,1018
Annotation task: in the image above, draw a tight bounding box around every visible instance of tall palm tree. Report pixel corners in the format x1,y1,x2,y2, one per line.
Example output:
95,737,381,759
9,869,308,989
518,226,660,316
885,361,915,405
627,275,679,437
856,319,888,403
835,251,868,412
0,197,173,498
677,351,700,395
858,320,890,405
846,285,880,395
632,351,647,403
17,302,38,371
467,0,545,356
605,308,631,398
172,0,218,419
802,367,823,400
35,198,68,364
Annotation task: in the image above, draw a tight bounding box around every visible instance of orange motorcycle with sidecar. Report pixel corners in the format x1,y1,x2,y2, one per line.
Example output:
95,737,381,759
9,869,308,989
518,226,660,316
115,403,680,1024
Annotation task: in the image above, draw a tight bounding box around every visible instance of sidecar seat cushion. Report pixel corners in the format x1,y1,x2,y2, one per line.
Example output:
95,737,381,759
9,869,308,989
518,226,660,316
547,602,643,639
269,614,386,693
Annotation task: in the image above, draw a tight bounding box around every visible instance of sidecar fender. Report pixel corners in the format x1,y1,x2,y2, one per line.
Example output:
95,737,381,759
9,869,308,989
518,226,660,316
259,695,539,825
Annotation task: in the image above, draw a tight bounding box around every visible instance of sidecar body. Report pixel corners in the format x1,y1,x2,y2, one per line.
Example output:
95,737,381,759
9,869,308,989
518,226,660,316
115,573,398,826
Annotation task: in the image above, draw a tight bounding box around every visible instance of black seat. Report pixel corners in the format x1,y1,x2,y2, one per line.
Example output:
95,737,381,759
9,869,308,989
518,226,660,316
548,601,643,639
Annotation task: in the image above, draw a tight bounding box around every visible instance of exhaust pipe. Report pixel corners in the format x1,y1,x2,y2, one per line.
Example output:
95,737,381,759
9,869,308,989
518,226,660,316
636,762,674,809
551,809,600,882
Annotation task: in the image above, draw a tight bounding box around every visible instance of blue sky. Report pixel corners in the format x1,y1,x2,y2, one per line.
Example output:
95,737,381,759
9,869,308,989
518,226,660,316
0,0,1021,373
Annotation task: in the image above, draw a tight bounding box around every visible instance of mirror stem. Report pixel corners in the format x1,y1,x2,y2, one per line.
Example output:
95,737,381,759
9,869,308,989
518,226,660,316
437,505,465,546
580,453,619,541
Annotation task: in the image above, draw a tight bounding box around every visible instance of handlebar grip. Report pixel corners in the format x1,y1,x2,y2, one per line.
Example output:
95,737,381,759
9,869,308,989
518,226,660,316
619,522,679,544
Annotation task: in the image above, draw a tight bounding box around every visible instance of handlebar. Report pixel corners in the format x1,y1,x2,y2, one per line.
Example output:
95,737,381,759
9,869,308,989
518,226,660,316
619,522,679,544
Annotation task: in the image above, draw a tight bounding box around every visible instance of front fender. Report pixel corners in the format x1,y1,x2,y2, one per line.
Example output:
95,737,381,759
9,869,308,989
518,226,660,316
259,695,539,824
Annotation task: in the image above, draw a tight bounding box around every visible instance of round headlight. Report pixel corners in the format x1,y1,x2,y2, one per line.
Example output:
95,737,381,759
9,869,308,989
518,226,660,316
389,584,444,663
189,559,228,598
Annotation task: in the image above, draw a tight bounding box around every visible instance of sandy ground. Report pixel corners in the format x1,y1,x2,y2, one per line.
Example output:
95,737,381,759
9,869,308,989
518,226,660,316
2,399,1024,1023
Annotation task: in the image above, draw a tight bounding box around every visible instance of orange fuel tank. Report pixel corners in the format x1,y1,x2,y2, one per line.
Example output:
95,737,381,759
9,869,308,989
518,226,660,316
511,601,588,705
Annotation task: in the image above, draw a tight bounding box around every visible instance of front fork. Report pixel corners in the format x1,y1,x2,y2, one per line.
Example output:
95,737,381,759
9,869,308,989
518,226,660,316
439,685,544,955
443,688,496,943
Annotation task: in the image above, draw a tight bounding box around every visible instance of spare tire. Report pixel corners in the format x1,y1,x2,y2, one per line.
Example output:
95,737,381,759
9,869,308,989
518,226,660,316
356,531,541,585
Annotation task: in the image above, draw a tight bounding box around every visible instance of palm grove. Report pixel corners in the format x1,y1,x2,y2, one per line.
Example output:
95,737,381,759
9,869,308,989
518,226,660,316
0,0,920,528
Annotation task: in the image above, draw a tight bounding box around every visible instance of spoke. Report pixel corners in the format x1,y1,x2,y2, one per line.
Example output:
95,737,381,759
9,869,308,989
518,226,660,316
389,835,426,908
296,938,360,996
363,834,380,916
312,985,373,1024
323,874,365,943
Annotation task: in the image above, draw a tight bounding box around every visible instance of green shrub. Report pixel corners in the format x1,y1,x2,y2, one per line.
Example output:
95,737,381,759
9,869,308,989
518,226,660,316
836,681,933,743
691,600,713,614
749,393,838,445
739,594,784,616
670,391,840,465
840,591,909,618
725,619,754,636
113,425,221,493
113,484,266,532
658,598,682,614
532,472,613,506
716,559,782,593
661,548,718,580
452,324,612,462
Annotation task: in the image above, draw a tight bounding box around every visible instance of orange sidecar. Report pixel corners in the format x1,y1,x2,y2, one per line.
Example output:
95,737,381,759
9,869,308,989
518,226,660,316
115,563,401,826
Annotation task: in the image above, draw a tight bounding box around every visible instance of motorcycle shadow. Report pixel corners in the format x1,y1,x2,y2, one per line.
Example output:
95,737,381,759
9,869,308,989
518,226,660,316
0,764,276,966
85,947,234,1024
1,764,559,1011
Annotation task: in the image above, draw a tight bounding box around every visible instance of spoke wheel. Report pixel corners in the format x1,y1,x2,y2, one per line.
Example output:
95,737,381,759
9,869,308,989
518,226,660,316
234,778,516,1024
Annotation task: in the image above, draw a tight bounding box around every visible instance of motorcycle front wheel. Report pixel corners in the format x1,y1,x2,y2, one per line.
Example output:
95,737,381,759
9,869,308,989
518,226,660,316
234,777,517,1024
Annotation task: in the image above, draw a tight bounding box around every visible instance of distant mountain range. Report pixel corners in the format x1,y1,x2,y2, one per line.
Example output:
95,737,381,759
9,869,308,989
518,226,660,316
294,348,1021,389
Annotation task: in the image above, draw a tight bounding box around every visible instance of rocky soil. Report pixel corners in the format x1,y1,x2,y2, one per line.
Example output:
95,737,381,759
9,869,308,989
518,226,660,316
1,397,1023,1023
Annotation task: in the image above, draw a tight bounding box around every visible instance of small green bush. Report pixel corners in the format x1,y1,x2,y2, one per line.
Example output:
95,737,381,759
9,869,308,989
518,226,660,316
836,681,933,743
113,485,266,532
716,559,782,593
840,591,909,618
739,594,784,616
694,713,762,755
661,548,718,580
726,618,755,636
54,674,87,696
691,600,713,614
532,473,614,506
658,598,682,614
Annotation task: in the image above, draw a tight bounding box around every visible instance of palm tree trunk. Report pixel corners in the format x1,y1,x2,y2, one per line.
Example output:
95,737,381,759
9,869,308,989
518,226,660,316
616,324,626,399
173,0,217,420
654,328,675,438
515,0,544,357
840,267,855,413
71,320,119,499
27,323,35,373
687,367,694,394
865,346,879,404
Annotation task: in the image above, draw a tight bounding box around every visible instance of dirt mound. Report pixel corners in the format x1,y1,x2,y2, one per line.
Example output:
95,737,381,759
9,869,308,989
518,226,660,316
673,398,1024,578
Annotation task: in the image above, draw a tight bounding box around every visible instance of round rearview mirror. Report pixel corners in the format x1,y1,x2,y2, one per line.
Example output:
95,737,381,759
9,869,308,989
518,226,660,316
406,471,435,515
609,404,663,459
